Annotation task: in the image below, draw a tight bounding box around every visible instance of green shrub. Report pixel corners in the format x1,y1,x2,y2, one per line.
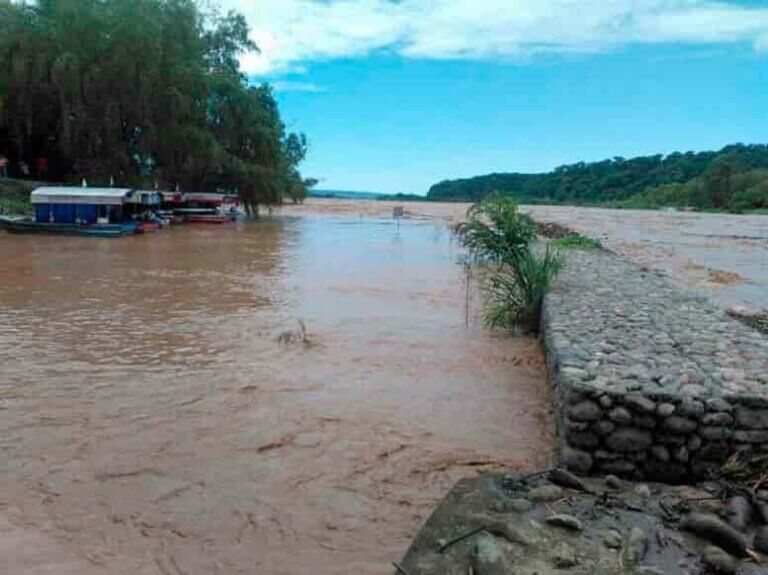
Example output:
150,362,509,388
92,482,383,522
484,246,563,333
553,235,601,250
0,178,35,214
728,185,768,212
455,194,535,262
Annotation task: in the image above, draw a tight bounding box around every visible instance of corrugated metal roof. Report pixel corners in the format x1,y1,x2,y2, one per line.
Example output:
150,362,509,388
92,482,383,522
30,187,132,205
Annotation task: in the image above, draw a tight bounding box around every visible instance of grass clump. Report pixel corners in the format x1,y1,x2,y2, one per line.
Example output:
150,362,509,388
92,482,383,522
485,247,563,331
456,194,563,333
553,235,601,250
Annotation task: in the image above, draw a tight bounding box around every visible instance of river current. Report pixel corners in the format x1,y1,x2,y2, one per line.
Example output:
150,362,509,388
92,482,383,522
0,214,552,574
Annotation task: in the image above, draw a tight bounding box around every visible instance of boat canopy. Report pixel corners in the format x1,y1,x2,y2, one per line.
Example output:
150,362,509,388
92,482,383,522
30,187,132,206
184,193,224,205
124,190,162,205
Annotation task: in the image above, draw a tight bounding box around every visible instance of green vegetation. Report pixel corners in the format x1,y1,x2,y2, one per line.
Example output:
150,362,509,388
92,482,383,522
0,177,35,214
553,235,601,250
619,163,768,212
0,0,309,212
456,196,562,333
456,194,535,262
484,246,563,332
375,193,426,202
428,144,768,212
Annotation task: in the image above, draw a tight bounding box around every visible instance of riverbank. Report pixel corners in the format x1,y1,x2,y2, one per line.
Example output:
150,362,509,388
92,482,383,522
398,227,768,574
396,244,768,575
544,247,768,482
522,205,768,314
399,469,767,574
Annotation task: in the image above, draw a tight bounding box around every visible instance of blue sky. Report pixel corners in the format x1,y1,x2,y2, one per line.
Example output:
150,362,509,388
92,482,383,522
222,1,768,194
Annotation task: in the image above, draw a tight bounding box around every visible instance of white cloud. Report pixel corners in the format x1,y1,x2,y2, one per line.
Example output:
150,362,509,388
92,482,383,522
221,0,768,75
271,80,326,93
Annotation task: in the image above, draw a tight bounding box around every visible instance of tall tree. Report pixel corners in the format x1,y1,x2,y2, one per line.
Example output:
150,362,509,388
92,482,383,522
0,0,309,211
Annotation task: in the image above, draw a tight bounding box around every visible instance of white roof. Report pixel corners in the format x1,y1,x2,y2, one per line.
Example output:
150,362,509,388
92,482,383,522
30,187,132,205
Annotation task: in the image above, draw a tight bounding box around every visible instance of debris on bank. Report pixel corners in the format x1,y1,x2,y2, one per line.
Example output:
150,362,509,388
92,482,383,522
727,307,768,336
535,220,580,239
397,469,767,574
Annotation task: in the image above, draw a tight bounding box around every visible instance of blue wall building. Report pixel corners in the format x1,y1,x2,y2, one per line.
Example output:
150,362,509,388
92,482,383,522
31,188,133,224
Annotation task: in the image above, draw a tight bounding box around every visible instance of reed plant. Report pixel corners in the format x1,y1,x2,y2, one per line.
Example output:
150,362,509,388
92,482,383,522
457,194,563,332
455,194,535,262
484,246,563,332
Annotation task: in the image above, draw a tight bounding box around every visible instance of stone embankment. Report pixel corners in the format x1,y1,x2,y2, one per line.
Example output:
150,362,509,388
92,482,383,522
543,248,768,481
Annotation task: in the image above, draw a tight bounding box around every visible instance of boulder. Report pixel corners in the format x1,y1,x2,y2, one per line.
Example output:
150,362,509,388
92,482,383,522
625,527,648,564
562,447,593,474
608,407,632,425
546,514,583,531
472,534,513,575
568,400,602,422
701,545,738,575
725,496,753,532
550,541,578,568
623,395,656,414
656,403,676,417
735,407,768,429
664,416,698,434
528,485,564,502
681,513,747,557
753,525,768,554
605,428,653,452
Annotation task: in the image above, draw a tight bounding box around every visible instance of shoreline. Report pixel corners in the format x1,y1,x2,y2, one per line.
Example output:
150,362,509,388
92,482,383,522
398,226,768,574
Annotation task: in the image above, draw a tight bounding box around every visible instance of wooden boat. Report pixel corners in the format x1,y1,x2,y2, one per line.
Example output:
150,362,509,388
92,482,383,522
174,193,230,224
185,212,229,224
173,207,229,224
0,216,138,237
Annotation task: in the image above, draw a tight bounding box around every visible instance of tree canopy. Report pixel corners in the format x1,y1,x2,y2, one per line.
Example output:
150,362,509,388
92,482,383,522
0,0,308,211
427,144,768,211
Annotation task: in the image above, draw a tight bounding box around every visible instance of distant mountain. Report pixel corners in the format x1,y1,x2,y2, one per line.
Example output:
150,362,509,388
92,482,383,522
426,144,768,210
309,189,382,200
309,189,427,202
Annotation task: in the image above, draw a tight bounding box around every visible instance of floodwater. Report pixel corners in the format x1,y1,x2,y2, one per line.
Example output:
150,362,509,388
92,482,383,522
281,200,768,312
522,205,768,312
0,214,552,574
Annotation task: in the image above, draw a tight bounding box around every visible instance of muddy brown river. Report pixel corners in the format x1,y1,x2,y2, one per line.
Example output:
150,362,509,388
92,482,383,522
0,212,552,574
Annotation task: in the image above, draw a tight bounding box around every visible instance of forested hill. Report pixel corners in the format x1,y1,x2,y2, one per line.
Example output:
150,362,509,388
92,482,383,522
0,0,308,211
426,144,768,208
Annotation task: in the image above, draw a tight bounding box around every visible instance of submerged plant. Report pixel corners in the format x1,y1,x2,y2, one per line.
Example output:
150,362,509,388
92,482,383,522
484,246,564,333
276,319,317,347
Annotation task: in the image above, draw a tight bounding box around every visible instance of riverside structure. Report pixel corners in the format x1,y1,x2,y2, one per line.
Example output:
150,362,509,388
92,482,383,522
543,247,768,481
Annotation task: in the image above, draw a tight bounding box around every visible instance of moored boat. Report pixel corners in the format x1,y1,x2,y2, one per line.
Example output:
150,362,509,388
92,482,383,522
174,193,231,224
156,210,185,225
182,210,230,224
0,216,138,237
